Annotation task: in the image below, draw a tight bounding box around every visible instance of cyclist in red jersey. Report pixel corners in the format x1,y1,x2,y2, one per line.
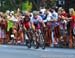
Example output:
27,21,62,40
23,14,32,48
23,14,31,30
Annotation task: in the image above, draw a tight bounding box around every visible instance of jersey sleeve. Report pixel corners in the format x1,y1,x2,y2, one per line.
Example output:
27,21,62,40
38,16,43,22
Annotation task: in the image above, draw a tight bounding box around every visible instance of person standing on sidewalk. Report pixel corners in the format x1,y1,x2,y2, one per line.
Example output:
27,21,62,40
0,15,6,44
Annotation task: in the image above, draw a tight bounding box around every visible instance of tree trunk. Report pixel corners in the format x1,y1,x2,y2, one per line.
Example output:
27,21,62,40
8,0,17,10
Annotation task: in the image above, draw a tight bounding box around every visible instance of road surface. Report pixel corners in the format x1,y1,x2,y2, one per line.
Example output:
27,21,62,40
0,45,75,58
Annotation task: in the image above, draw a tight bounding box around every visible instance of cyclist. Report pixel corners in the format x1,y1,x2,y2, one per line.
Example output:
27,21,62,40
30,11,46,48
23,13,32,47
31,11,45,30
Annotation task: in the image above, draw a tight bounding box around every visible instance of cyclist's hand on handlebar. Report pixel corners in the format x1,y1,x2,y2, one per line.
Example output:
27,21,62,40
24,27,27,31
32,25,35,31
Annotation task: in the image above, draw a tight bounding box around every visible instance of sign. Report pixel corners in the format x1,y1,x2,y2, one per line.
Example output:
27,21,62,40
58,0,65,5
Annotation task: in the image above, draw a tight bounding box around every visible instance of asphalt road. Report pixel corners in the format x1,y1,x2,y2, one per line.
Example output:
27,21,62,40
0,45,75,58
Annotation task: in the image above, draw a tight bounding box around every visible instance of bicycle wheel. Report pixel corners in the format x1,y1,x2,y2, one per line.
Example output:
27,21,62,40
39,32,45,49
25,31,31,48
32,32,39,49
27,42,31,48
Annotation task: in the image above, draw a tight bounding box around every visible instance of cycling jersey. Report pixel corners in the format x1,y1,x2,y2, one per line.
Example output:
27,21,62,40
23,21,31,29
31,16,43,28
31,16,43,23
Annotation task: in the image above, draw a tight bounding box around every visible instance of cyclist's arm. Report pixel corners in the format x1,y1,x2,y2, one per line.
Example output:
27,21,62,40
31,23,35,30
41,21,46,27
38,17,46,27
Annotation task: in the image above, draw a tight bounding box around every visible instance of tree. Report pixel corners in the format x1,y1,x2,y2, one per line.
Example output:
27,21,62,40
22,0,32,11
1,0,22,11
31,0,41,10
1,0,57,12
43,0,57,9
31,0,57,10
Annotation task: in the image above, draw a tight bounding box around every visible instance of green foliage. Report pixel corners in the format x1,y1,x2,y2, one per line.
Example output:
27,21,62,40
1,0,11,11
22,1,32,11
45,0,57,9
